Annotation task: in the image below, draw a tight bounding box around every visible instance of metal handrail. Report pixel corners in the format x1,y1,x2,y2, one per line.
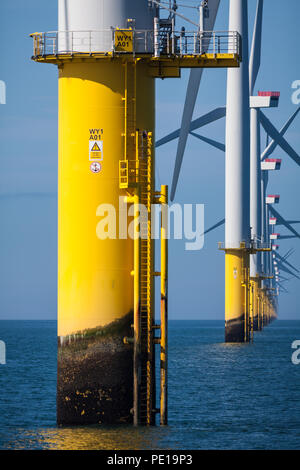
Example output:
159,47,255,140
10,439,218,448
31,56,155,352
218,241,272,251
30,29,241,58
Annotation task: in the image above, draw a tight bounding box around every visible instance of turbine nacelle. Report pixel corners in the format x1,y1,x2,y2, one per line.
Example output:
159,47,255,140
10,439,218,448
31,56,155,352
250,91,280,109
261,159,282,171
266,195,280,204
258,90,280,106
270,233,280,240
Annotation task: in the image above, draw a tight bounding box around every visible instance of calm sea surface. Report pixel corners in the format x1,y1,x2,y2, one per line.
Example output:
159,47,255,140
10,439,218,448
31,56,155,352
0,320,299,450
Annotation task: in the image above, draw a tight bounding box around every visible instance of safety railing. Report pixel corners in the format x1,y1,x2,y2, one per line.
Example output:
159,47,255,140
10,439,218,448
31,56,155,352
251,241,272,251
30,29,241,58
157,30,240,56
218,241,272,251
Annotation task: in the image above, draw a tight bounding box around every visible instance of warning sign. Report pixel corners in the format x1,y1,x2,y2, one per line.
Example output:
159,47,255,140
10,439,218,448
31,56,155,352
114,30,133,52
89,128,103,161
91,142,101,152
89,139,103,160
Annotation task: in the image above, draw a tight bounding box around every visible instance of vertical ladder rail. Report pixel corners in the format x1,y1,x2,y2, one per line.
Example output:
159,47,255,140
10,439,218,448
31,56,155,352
160,185,168,426
249,281,254,343
257,286,261,330
139,132,154,425
133,189,141,426
247,261,252,341
242,247,251,343
120,65,164,425
242,252,248,343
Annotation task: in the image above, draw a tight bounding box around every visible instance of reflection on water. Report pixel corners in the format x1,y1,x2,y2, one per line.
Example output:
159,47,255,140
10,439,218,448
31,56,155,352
1,320,300,449
4,425,175,450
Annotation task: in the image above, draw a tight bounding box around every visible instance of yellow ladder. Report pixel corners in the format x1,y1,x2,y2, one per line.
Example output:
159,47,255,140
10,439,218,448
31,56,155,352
119,60,155,425
138,132,154,425
241,249,251,343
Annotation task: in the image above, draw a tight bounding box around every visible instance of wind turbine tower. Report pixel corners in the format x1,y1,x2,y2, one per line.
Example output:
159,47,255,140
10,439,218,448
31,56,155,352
249,92,280,331
30,0,240,425
224,0,251,342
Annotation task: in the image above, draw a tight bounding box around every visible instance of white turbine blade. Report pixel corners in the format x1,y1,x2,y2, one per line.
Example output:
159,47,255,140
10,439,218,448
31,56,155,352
286,220,300,225
190,107,226,132
278,283,289,293
275,252,300,273
277,264,300,280
155,129,182,148
269,206,300,238
170,0,221,201
277,220,300,226
155,107,226,148
203,218,225,236
275,252,299,273
279,235,298,240
260,111,300,166
170,70,204,200
261,107,300,160
284,249,295,260
170,105,225,199
249,0,264,94
189,132,225,152
277,274,291,281
282,248,294,260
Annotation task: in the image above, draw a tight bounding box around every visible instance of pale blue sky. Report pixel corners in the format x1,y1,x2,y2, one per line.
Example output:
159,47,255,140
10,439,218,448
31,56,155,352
0,0,299,320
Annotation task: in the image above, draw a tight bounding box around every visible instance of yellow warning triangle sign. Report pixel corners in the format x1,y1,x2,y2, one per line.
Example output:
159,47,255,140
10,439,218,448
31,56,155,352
91,142,101,152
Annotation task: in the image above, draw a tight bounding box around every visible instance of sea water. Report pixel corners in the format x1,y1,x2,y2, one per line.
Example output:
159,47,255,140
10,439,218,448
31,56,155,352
0,320,299,450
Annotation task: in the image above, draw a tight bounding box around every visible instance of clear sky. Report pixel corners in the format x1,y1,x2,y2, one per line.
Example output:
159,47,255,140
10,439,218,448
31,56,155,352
0,0,299,320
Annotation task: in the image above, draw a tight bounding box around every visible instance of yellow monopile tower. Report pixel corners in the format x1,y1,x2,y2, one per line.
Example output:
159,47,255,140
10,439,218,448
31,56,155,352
32,0,158,426
56,59,156,424
31,0,240,425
